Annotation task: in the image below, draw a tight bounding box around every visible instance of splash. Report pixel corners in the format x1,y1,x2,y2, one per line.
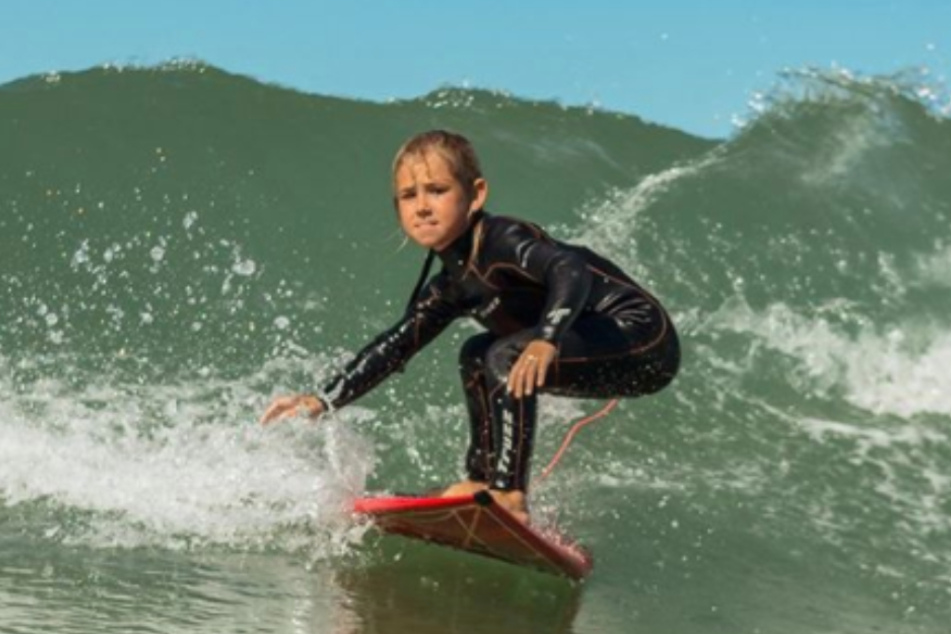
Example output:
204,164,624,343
0,355,373,555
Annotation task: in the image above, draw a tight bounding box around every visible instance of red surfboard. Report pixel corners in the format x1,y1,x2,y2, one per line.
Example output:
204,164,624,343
353,490,592,580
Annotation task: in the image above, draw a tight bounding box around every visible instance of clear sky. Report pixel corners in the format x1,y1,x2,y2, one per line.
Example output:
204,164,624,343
3,1,949,138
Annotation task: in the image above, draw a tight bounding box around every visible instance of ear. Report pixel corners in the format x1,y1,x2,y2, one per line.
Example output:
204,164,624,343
469,178,489,212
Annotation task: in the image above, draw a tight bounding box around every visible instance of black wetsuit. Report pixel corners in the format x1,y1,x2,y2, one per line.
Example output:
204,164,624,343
320,211,680,491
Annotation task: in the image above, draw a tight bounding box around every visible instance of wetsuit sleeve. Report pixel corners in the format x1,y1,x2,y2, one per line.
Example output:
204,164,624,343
496,220,593,344
318,272,461,410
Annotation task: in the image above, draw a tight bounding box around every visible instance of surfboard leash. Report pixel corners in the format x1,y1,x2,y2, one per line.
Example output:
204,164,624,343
536,398,620,484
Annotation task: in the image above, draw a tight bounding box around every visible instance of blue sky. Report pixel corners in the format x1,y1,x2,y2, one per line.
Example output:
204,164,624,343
3,1,949,137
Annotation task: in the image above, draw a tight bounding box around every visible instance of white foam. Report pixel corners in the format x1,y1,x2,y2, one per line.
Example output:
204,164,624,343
707,298,951,418
566,155,718,279
0,361,373,554
844,331,951,417
797,417,947,452
799,106,896,187
913,243,951,289
797,415,951,569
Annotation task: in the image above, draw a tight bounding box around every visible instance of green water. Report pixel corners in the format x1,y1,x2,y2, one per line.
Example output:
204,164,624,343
1,63,950,633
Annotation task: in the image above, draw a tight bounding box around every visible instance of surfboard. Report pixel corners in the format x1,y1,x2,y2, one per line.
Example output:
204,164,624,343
353,490,592,580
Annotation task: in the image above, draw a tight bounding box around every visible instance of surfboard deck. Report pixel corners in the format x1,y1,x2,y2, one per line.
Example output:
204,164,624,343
353,490,592,580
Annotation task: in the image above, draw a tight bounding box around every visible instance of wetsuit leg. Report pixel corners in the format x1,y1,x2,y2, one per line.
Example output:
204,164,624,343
458,332,498,484
461,314,679,493
545,314,680,399
478,330,540,492
459,330,538,491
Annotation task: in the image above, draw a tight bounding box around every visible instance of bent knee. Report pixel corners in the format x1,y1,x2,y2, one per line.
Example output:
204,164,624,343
484,333,532,382
458,332,496,372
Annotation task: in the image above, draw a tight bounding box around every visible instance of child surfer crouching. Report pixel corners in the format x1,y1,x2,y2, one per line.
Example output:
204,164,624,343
261,130,680,523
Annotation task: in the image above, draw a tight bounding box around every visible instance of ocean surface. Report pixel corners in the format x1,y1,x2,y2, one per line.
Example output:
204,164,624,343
1,62,950,633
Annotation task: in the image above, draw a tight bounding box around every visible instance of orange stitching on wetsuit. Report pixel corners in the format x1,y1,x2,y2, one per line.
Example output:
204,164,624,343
466,216,549,288
465,264,501,290
553,264,670,364
492,215,546,241
586,264,637,290
462,217,486,282
483,262,544,285
587,264,666,311
487,381,506,402
557,311,668,364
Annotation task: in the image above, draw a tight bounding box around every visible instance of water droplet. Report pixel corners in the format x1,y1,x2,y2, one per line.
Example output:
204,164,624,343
232,259,256,276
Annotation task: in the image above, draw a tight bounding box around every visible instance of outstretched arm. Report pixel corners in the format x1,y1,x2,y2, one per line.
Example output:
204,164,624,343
260,273,461,424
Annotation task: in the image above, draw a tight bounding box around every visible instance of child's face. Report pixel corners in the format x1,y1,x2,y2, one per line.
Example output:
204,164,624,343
394,152,486,252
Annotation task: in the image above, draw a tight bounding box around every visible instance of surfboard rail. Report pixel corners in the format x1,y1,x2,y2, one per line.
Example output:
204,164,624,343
353,490,592,580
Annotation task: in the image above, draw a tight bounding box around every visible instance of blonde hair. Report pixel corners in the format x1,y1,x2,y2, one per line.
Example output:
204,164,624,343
391,130,483,200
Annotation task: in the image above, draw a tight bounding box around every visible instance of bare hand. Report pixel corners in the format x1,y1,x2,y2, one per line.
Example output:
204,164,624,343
260,394,325,426
507,340,557,399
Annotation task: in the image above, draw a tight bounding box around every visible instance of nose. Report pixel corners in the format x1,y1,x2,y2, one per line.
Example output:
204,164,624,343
414,192,432,216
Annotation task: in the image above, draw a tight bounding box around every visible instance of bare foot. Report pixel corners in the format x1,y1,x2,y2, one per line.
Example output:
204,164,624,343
440,480,488,498
489,489,530,524
440,482,530,524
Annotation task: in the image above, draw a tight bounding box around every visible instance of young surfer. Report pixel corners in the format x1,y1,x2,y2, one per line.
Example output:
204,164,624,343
261,130,679,523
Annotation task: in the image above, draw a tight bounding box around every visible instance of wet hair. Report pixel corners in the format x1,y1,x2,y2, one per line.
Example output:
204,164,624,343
392,130,483,200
